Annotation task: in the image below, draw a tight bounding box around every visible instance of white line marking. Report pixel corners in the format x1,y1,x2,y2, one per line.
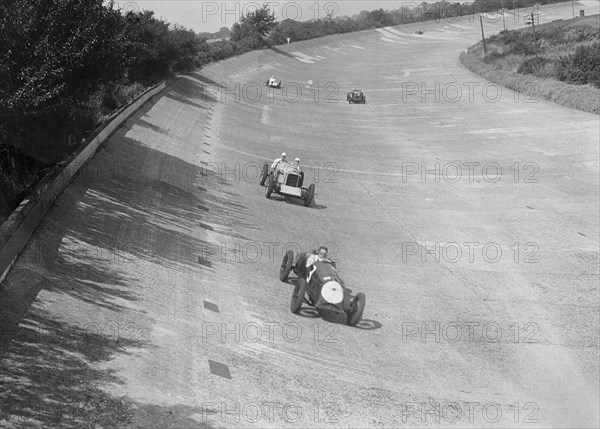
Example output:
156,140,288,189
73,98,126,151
261,105,269,125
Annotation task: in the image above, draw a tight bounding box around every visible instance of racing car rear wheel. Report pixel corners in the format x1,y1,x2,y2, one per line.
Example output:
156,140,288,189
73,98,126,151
291,278,307,314
265,175,274,198
347,293,365,326
280,250,294,282
304,183,315,207
259,163,269,186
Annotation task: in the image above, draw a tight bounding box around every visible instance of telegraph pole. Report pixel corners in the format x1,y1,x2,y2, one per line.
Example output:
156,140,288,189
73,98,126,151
502,8,506,31
479,14,487,55
531,12,539,61
572,0,575,18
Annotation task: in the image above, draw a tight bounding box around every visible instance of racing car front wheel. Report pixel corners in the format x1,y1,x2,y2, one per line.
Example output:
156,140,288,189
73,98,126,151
291,278,307,314
265,175,274,198
304,184,315,207
347,293,366,326
259,163,269,186
280,250,294,282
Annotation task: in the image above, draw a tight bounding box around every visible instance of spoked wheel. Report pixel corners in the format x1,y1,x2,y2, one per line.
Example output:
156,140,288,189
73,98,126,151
291,278,307,314
280,250,294,282
259,163,269,186
304,183,315,207
265,175,274,198
347,293,365,326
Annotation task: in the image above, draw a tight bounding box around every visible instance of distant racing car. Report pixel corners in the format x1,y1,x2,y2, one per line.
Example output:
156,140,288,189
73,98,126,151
260,162,315,207
346,89,366,104
279,250,366,326
266,79,282,88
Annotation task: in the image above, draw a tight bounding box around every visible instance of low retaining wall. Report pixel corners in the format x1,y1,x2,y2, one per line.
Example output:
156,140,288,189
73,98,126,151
0,81,167,286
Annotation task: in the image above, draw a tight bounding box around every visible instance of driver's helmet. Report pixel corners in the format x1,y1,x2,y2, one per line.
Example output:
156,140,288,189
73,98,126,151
281,152,286,158
294,158,300,164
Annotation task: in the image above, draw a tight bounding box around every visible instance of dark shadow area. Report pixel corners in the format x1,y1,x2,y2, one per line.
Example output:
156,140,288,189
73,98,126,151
183,75,220,101
188,72,224,89
0,76,255,426
0,308,147,428
309,197,327,210
137,118,171,136
298,307,319,318
165,89,209,110
0,307,220,428
268,46,297,60
354,319,383,330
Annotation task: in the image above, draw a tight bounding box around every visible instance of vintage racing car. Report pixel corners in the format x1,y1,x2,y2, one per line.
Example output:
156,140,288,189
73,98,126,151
265,79,283,89
279,251,366,326
259,162,315,207
346,89,366,104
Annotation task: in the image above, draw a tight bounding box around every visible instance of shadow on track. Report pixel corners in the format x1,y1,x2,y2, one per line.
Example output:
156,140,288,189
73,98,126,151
0,76,250,428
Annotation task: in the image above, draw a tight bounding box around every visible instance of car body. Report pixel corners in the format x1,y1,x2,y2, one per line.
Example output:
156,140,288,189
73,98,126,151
260,162,315,207
347,89,366,104
279,251,366,326
266,79,282,88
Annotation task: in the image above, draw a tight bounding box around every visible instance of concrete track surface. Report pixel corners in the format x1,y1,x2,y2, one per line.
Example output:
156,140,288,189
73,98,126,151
1,2,598,428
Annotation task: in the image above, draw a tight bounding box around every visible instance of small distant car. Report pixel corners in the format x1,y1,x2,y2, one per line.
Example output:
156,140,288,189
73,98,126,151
346,89,366,104
266,79,282,88
415,29,423,34
279,250,366,326
260,162,315,207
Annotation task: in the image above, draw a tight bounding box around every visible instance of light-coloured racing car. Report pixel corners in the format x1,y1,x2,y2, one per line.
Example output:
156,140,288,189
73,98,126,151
260,162,315,207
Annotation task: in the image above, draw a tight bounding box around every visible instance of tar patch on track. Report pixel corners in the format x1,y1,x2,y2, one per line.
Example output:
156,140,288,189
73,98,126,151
208,360,231,379
203,300,219,312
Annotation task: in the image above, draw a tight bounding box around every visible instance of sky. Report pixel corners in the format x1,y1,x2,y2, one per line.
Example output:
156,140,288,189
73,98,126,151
114,0,477,33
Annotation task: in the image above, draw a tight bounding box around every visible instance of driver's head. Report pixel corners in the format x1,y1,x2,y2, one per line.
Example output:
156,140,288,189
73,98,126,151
281,152,286,159
294,158,300,164
317,246,328,259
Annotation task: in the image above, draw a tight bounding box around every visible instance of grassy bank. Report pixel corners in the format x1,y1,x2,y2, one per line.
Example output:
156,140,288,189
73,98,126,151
461,14,600,114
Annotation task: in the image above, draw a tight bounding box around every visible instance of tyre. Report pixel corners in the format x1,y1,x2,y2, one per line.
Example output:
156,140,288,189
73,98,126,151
265,175,274,198
347,293,365,326
304,183,315,207
291,278,307,314
280,250,294,282
259,163,269,186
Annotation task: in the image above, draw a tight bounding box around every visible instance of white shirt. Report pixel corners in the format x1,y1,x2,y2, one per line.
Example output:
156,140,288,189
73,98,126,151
306,253,323,267
271,158,286,169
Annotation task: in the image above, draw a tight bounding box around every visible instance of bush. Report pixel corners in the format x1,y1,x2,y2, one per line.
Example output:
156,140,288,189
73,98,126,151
557,42,600,87
517,57,551,75
511,39,536,56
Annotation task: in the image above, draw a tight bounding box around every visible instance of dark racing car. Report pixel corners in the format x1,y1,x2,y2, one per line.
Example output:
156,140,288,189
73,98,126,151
279,251,366,326
346,89,366,104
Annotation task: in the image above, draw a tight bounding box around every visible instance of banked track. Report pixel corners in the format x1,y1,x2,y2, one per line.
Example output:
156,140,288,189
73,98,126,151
0,2,598,428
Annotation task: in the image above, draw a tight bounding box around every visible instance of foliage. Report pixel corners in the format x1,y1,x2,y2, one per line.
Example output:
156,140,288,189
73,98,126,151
557,42,600,87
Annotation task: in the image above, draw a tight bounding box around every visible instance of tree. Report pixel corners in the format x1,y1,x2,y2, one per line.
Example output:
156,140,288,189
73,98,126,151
0,0,128,111
230,3,277,43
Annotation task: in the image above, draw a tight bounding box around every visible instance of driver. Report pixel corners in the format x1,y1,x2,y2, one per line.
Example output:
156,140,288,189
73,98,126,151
271,152,288,180
271,152,287,169
292,158,301,172
305,247,330,282
268,75,276,86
